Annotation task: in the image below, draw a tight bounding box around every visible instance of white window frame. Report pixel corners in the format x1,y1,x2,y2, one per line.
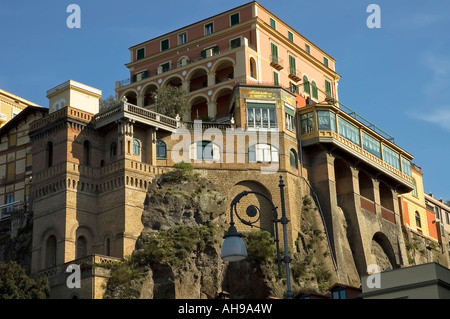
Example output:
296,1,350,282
178,32,187,45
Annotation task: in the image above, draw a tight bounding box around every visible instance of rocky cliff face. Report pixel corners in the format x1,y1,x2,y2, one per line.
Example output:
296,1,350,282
103,165,337,299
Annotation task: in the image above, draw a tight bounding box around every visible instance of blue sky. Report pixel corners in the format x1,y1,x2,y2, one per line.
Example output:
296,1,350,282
1,0,450,200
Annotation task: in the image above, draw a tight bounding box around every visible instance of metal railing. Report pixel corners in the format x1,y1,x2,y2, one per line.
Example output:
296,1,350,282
0,201,27,221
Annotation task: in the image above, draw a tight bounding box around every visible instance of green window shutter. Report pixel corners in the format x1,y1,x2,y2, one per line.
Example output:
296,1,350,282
311,81,318,99
285,106,294,117
247,102,275,109
273,72,279,85
271,43,278,62
270,18,276,29
289,56,296,74
288,31,293,42
325,80,332,97
303,75,310,94
324,57,329,67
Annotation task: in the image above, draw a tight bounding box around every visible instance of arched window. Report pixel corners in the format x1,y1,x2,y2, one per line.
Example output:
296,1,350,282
110,142,117,157
76,236,88,259
45,235,57,268
105,236,111,256
290,149,298,169
249,57,257,79
303,75,310,95
133,139,140,155
47,142,54,168
311,80,318,99
156,140,167,159
83,141,90,166
415,211,422,229
248,144,279,163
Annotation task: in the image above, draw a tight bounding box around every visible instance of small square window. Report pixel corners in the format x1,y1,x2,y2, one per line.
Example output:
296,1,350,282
270,18,276,29
288,31,293,42
205,22,214,35
136,48,145,60
161,39,169,52
324,57,329,67
178,32,187,45
230,13,240,26
305,44,310,54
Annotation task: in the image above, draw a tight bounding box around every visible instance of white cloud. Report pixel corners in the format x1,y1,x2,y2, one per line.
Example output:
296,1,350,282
413,108,450,131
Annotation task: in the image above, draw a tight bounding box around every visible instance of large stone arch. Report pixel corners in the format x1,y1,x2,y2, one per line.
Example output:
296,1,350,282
162,74,184,88
189,94,209,121
212,58,235,84
371,231,398,271
212,86,233,120
186,67,209,93
228,180,275,236
120,89,139,105
141,82,159,108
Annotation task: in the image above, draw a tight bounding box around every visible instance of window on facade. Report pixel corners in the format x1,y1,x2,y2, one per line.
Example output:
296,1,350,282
193,141,220,161
300,112,314,134
248,144,279,163
303,75,310,95
161,39,169,52
6,194,14,214
205,22,214,35
434,206,441,220
305,44,310,54
290,149,298,169
412,178,418,197
317,110,336,132
45,236,57,268
133,139,140,155
25,184,30,203
83,140,90,166
289,55,296,75
8,133,17,147
160,62,170,73
110,142,117,157
325,80,332,98
311,81,318,99
338,117,360,146
445,211,450,225
47,141,54,168
415,211,422,228
270,18,276,29
324,57,329,67
136,48,145,60
288,31,293,42
26,153,32,172
362,132,381,159
382,145,400,171
332,289,347,299
271,43,278,63
6,162,15,183
285,104,295,132
290,82,299,94
246,102,277,129
273,71,279,86
156,140,167,159
105,237,111,256
230,13,240,26
401,158,412,178
249,58,257,79
230,37,241,49
178,32,187,45
76,236,88,259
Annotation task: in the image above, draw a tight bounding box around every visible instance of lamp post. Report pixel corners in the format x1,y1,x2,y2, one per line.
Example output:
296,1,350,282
220,175,293,299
